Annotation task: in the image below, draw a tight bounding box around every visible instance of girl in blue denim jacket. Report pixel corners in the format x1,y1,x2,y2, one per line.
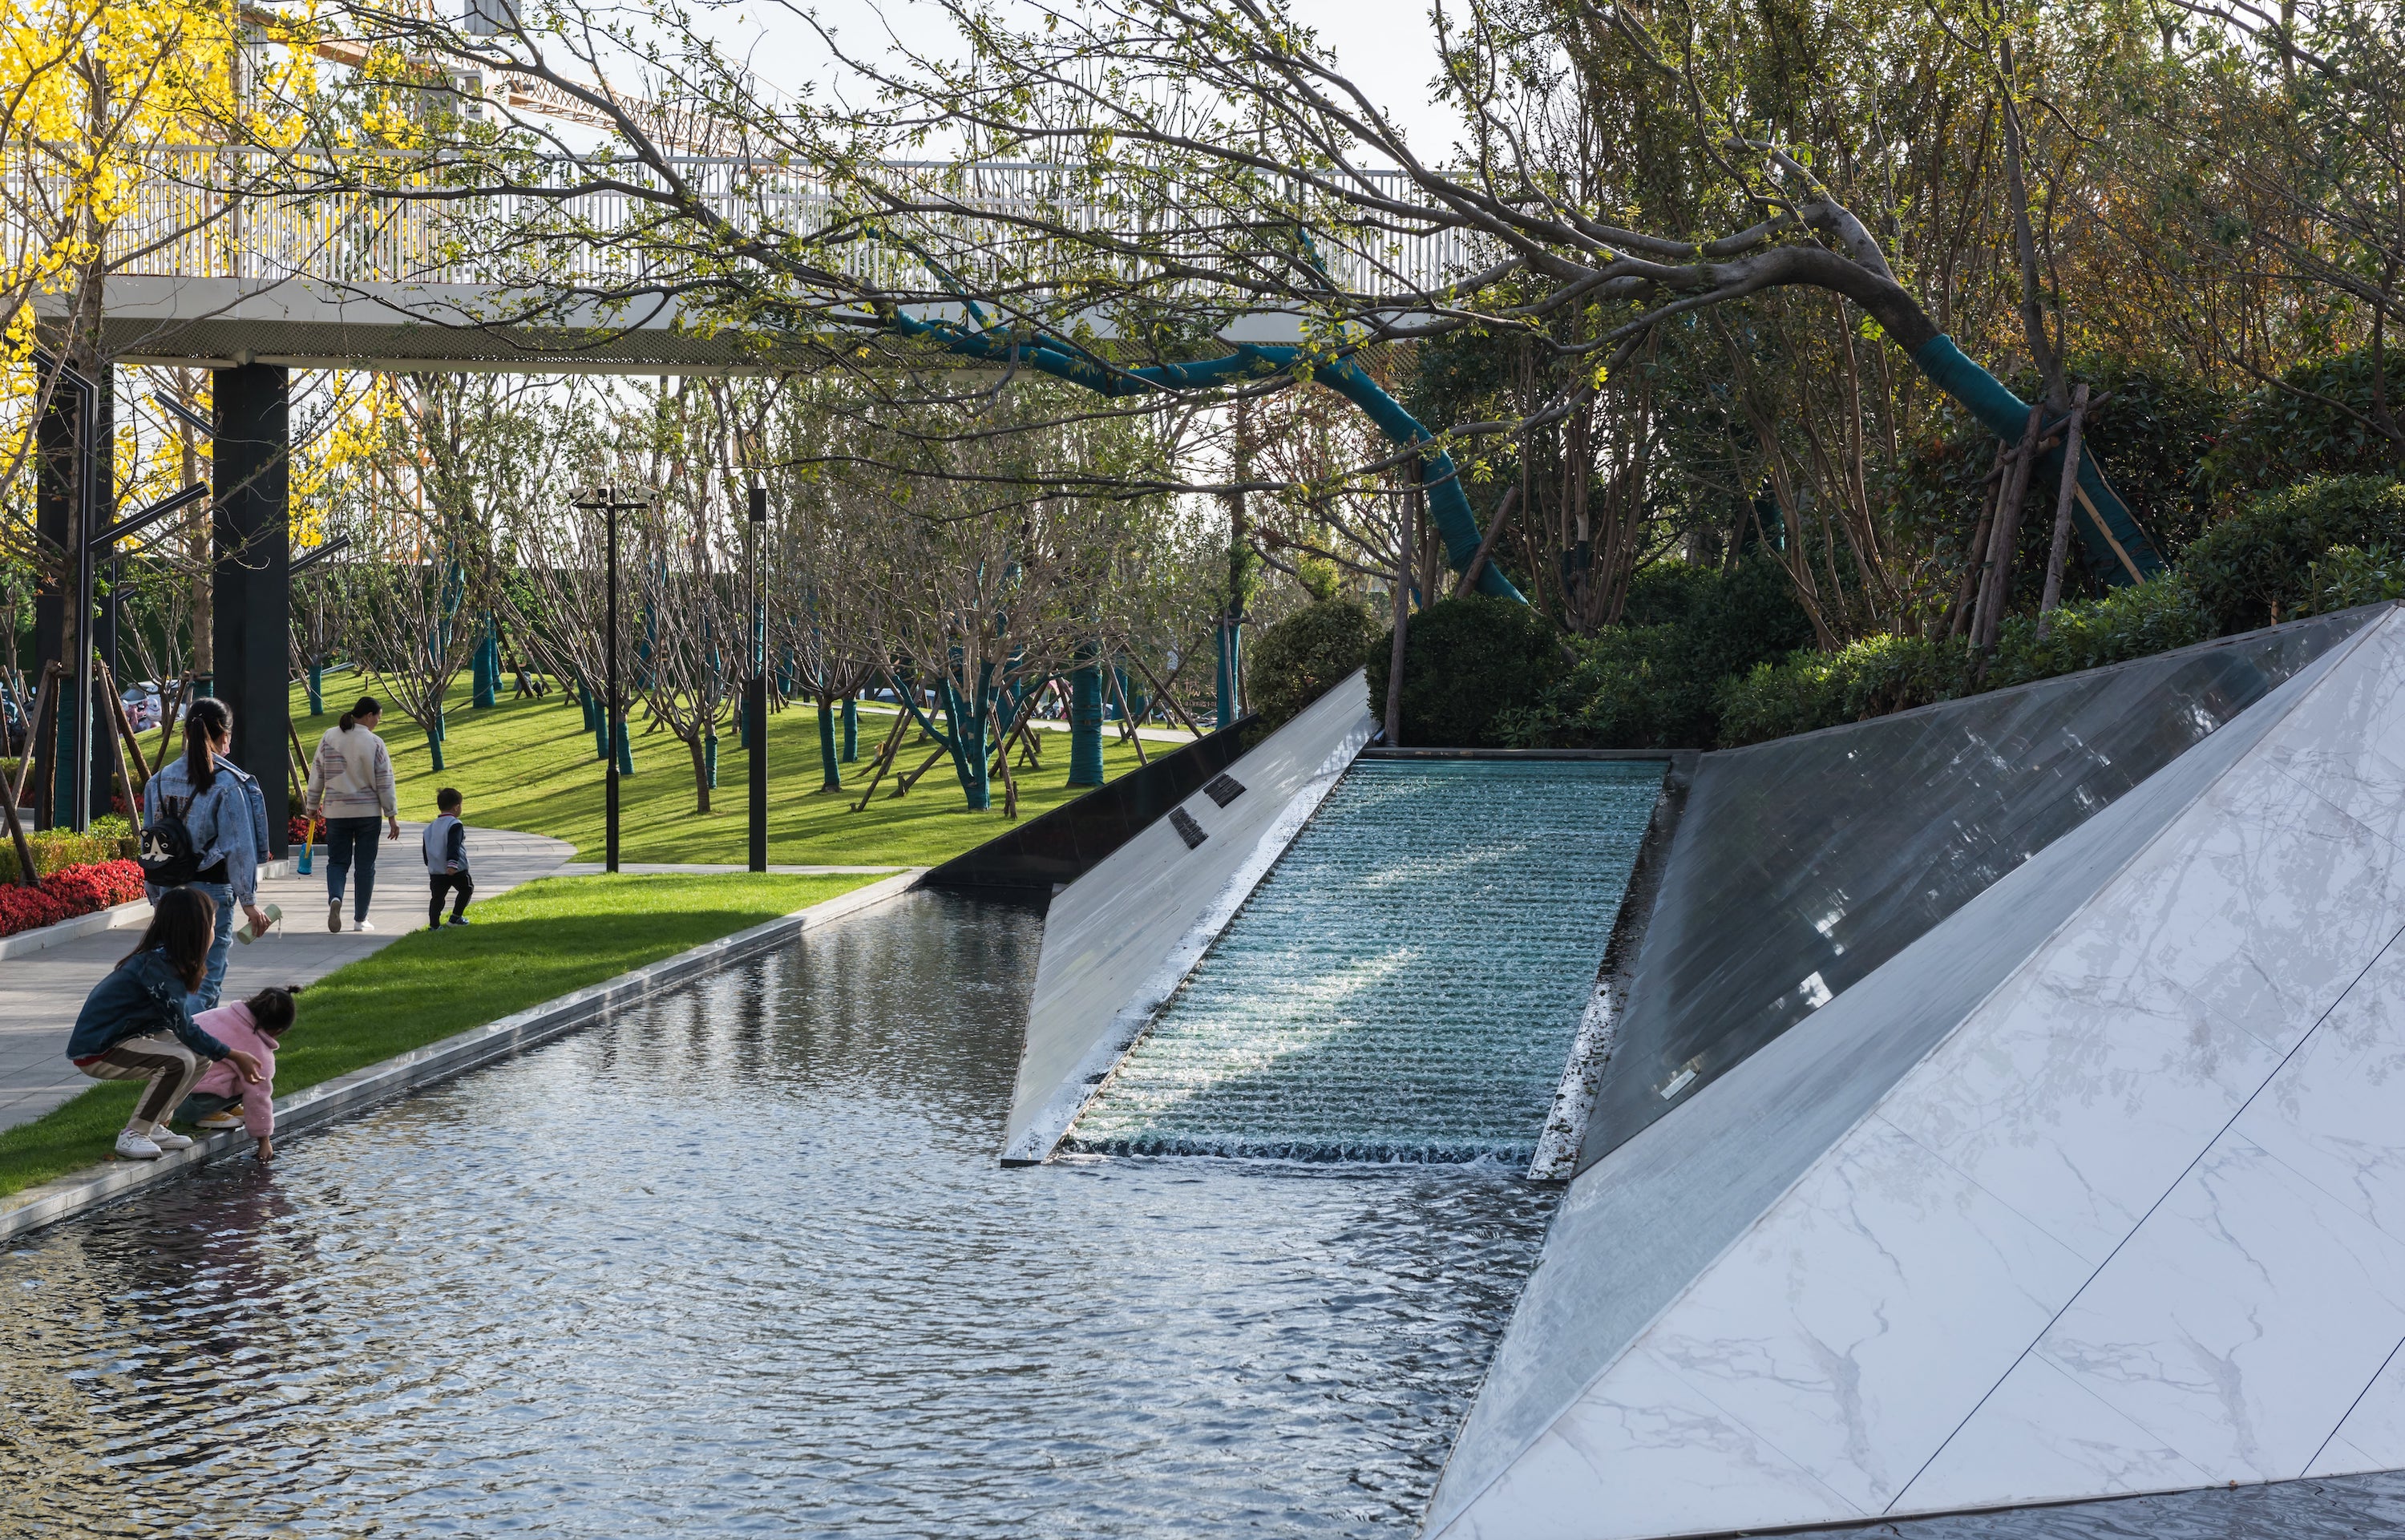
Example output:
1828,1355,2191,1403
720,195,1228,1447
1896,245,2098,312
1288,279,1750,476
143,697,273,1011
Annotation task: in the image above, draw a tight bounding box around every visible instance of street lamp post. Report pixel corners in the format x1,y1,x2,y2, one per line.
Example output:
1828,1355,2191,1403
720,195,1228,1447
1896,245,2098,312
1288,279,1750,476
748,484,768,873
576,487,650,874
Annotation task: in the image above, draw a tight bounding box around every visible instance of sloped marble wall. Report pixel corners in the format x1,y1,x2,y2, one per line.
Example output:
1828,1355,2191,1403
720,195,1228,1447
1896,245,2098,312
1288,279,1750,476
1431,605,2405,1540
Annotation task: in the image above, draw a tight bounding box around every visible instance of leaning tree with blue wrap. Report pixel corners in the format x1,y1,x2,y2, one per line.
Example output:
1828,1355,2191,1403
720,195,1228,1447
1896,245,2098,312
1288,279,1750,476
321,0,2168,650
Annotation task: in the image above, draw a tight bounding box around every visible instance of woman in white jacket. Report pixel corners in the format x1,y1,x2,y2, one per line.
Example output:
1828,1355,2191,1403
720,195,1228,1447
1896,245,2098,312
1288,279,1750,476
304,696,400,932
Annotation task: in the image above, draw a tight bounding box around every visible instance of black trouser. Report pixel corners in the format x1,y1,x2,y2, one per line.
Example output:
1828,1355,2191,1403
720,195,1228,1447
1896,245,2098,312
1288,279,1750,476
429,871,474,926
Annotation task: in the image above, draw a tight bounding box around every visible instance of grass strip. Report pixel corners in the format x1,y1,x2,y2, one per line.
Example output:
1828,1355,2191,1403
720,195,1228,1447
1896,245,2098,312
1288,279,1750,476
0,871,882,1198
288,677,1196,867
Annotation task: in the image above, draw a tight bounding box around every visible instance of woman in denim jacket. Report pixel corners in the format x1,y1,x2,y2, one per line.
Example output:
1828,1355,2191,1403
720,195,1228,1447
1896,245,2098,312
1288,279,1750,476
143,697,273,1011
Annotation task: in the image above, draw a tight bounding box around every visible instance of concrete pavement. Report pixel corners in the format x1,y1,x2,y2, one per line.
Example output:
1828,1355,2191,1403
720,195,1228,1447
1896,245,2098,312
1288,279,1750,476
0,823,572,1134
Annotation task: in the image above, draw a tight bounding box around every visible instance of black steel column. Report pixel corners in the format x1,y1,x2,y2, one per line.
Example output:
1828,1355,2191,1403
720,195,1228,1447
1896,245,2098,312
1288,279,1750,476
212,364,290,858
605,494,620,875
748,485,767,873
32,390,69,831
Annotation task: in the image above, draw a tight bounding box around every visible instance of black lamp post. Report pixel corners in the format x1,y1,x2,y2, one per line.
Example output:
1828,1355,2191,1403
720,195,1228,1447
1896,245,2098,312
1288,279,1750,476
575,487,650,873
748,484,768,873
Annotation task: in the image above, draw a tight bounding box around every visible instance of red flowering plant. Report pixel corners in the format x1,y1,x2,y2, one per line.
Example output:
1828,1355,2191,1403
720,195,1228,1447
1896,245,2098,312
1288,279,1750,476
0,859,148,940
288,814,322,847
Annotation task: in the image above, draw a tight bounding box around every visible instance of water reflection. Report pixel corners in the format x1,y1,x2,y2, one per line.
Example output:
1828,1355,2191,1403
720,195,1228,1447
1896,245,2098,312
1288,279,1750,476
1,892,1557,1538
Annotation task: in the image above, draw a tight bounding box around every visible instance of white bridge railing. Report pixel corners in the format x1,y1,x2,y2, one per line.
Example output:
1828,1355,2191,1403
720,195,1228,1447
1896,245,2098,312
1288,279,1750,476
95,149,1486,310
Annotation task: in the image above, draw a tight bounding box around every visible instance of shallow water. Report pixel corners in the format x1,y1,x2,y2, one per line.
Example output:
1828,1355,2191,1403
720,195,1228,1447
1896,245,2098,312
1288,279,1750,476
1070,760,1660,1163
0,892,1559,1539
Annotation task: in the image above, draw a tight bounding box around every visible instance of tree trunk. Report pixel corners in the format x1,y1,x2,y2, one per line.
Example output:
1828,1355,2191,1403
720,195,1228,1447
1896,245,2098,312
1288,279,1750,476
687,733,712,813
816,696,840,790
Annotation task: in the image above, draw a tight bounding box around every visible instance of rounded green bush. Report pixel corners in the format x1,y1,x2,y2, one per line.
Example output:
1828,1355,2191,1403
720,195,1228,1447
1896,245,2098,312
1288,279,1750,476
1246,598,1378,729
2182,475,2405,633
1365,595,1562,747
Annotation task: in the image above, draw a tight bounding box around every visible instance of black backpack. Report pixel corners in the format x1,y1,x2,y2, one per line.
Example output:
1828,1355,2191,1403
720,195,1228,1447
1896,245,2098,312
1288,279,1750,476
139,795,203,887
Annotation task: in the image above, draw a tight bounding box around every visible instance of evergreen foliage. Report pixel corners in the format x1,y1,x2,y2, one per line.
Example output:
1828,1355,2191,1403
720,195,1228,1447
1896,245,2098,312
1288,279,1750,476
2181,476,2405,633
1366,596,1562,747
1246,598,1377,728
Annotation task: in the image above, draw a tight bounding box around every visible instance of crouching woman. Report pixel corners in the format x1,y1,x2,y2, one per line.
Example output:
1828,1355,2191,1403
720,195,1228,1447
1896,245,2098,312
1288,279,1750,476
66,887,265,1162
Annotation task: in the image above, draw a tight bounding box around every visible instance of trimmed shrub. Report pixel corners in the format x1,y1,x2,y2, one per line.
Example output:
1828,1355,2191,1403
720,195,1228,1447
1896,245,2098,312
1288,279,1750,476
1498,557,1816,750
2182,475,2405,633
1712,575,2214,748
1714,633,1975,747
2298,545,2405,616
1246,598,1379,729
1984,572,2215,689
1366,594,1562,747
0,825,123,885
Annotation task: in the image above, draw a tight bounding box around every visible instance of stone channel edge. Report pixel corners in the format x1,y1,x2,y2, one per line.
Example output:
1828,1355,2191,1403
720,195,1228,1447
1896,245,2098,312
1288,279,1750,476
0,868,925,1243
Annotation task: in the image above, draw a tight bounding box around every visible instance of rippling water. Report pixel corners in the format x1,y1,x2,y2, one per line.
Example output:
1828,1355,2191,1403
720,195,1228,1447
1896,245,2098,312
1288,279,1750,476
0,892,1560,1539
1070,760,1659,1163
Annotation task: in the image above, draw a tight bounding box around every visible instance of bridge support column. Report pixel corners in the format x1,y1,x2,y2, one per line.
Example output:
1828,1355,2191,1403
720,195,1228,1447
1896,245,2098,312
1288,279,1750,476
213,363,290,858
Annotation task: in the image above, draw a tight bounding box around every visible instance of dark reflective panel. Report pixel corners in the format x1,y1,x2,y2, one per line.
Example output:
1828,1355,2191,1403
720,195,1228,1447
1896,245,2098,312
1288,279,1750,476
0,892,1558,1539
1582,608,2379,1171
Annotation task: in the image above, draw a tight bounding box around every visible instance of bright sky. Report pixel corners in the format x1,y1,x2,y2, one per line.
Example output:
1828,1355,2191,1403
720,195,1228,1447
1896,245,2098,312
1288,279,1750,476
710,0,1465,163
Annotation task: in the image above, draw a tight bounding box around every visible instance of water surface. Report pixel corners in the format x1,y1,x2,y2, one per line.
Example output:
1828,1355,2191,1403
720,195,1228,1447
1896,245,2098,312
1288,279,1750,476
1,892,1557,1538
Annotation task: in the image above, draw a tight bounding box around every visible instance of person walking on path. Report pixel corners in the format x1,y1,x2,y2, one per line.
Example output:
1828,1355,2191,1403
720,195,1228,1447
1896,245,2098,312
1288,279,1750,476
422,786,474,930
66,887,265,1162
305,696,399,933
141,697,273,1013
175,984,301,1163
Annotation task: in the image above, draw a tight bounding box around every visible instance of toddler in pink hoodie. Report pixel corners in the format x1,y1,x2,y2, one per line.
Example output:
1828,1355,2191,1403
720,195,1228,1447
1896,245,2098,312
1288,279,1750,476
170,985,301,1162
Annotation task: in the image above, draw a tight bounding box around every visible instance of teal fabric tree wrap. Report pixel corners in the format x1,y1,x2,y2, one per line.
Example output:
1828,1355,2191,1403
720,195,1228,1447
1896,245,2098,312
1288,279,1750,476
887,313,1526,603
1909,334,2165,585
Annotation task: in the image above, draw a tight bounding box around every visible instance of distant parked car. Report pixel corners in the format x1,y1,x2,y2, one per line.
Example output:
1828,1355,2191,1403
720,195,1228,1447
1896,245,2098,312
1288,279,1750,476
121,681,164,733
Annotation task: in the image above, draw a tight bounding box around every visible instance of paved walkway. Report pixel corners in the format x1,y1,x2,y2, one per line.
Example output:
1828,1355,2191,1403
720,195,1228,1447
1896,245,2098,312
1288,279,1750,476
0,824,572,1135
552,862,904,876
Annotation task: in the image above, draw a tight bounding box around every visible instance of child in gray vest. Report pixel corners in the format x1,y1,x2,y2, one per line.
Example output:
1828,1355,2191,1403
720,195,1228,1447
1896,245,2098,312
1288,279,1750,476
423,787,474,930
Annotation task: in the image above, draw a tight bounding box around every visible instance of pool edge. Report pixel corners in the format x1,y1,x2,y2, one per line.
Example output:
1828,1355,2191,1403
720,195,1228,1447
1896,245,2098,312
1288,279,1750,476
0,868,925,1244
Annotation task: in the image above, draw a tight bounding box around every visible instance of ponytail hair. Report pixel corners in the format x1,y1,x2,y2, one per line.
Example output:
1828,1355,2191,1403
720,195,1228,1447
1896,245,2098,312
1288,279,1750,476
245,984,303,1034
183,697,230,794
339,695,380,732
119,885,216,992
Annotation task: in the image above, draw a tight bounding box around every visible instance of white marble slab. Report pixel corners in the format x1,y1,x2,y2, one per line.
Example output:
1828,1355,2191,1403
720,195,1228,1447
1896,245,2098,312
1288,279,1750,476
1878,932,2282,1267
2259,606,2405,837
2033,1135,2405,1484
2309,1342,2405,1476
1437,1347,1861,1540
1898,1352,2213,1513
2237,935,2405,1249
1634,1116,2090,1514
2170,746,2405,1054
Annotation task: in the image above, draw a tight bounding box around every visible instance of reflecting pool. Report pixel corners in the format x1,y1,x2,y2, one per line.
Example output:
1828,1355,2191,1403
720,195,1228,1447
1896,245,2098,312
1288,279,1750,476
0,892,1558,1538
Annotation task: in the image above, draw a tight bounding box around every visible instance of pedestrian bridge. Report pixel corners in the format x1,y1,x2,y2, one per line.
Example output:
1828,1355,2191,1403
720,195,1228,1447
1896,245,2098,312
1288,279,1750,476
57,149,1473,373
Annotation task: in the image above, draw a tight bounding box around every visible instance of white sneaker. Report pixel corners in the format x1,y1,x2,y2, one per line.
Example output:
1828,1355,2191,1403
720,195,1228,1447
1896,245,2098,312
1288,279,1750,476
354,919,377,933
148,1126,194,1151
327,899,342,933
114,1130,163,1161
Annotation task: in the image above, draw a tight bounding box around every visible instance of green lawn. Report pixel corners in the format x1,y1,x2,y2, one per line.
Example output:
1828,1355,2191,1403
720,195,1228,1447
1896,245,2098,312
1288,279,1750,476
0,871,880,1198
285,677,1191,867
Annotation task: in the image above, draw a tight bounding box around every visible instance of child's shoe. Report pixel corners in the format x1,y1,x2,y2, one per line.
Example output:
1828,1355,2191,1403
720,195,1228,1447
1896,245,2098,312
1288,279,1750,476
148,1126,194,1151
195,1108,245,1130
113,1130,163,1160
